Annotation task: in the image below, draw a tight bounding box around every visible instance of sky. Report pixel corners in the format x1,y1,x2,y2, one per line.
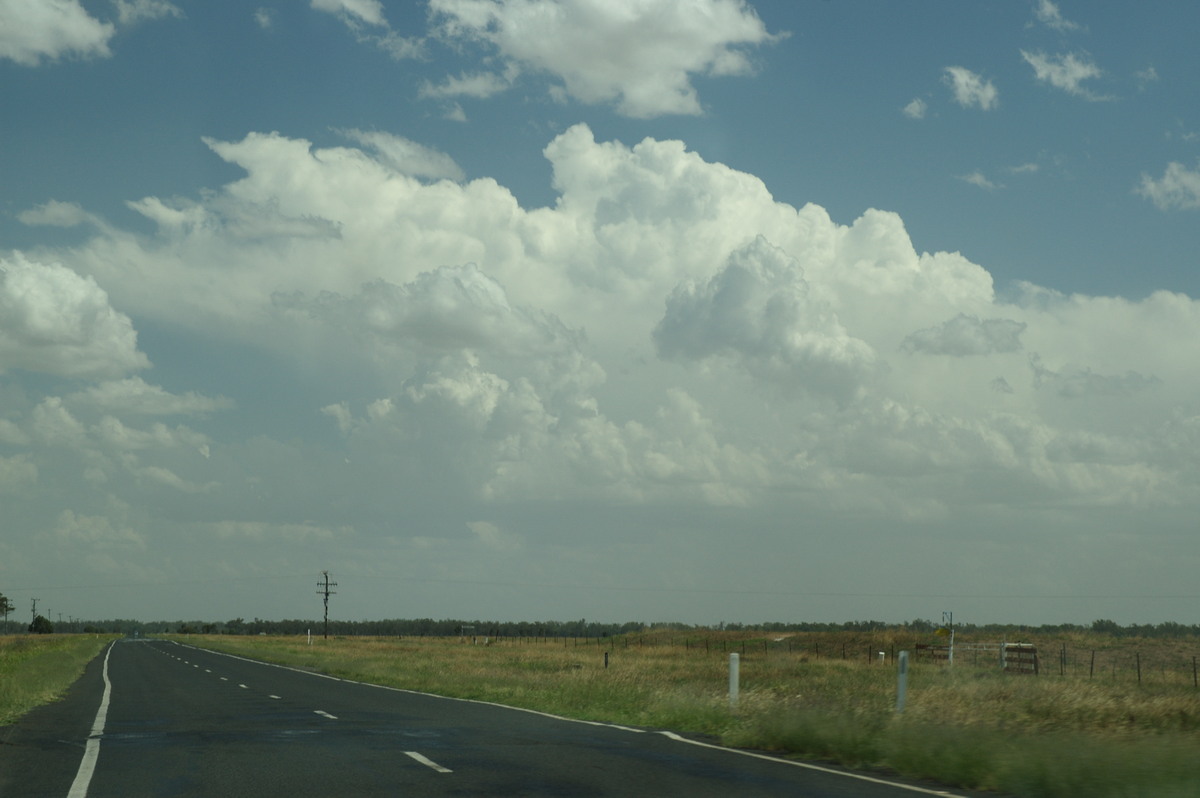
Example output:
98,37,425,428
1,0,1199,629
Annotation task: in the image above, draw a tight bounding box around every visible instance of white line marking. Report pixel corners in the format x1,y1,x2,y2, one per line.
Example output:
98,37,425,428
67,642,114,798
405,751,452,773
219,677,228,681
268,695,281,700
314,710,338,719
205,669,211,673
238,684,248,689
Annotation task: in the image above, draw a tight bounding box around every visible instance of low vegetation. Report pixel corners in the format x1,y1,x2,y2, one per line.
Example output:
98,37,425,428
174,630,1200,797
0,634,115,726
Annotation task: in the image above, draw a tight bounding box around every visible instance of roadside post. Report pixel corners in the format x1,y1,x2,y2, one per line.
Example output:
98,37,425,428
729,652,740,710
896,650,909,714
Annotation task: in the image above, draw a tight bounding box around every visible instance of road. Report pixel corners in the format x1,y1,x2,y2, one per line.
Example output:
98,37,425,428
0,639,970,797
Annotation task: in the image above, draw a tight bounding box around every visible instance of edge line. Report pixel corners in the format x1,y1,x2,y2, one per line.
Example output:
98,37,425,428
67,641,114,798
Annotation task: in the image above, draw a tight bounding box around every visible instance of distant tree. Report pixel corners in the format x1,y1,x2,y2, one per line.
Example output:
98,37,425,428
0,592,11,632
29,614,54,634
1091,619,1123,637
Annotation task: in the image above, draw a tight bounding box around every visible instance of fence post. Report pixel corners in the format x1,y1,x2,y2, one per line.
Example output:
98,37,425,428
896,651,909,714
729,652,740,710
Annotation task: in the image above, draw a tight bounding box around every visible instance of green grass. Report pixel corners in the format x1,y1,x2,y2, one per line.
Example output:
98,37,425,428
0,634,116,726
174,633,1200,797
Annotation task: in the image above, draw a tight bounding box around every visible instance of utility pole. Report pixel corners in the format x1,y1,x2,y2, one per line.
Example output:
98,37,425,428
316,571,337,639
31,598,38,628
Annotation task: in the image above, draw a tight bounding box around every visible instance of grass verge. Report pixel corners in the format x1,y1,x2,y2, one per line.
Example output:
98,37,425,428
0,635,116,726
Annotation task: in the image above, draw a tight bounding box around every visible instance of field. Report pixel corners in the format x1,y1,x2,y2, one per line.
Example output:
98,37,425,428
0,634,116,726
172,629,1200,798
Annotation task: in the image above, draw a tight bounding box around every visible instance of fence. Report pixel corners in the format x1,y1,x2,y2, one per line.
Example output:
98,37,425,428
446,632,1200,686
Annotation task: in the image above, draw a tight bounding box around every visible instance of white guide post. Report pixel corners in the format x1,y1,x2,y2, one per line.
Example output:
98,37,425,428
728,652,740,710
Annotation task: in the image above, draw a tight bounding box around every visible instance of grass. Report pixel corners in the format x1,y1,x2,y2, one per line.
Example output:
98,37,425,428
173,631,1200,797
0,634,116,726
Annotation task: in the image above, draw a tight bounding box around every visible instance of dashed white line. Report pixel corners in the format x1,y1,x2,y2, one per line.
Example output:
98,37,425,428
238,684,248,689
219,677,228,681
268,695,281,700
405,751,452,773
314,710,338,719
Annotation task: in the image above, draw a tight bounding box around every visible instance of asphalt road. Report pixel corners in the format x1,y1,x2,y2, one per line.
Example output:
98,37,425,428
0,639,971,797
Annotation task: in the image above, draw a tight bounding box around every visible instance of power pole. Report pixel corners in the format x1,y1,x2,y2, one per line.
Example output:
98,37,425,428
31,598,38,628
316,571,337,639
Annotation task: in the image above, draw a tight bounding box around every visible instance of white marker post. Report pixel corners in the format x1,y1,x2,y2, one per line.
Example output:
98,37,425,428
729,652,740,710
895,650,909,714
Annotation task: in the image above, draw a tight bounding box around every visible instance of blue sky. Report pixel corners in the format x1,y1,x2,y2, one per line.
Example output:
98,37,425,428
1,0,1199,628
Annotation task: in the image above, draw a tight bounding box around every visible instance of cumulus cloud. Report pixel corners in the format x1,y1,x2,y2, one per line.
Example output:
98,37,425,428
429,0,783,117
902,314,1025,356
34,124,1200,521
654,237,878,403
0,0,114,65
943,66,997,110
1021,50,1108,100
1137,161,1200,211
0,253,149,379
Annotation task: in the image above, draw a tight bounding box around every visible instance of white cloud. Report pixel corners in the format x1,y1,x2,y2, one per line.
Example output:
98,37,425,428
254,8,275,29
419,69,515,101
902,98,927,120
958,171,999,190
35,125,1200,526
1021,50,1108,100
311,0,423,59
943,66,997,110
336,129,466,181
1033,0,1079,32
1137,161,1200,211
311,0,386,28
654,237,878,403
0,454,37,493
18,199,99,227
69,377,233,416
114,0,183,26
0,253,149,379
0,0,114,65
429,0,783,118
1135,66,1159,90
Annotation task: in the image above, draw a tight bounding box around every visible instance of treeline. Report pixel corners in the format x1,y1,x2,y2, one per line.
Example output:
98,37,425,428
46,617,1200,639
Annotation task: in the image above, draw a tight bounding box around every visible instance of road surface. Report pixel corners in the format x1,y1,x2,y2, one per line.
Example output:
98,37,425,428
0,639,971,797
